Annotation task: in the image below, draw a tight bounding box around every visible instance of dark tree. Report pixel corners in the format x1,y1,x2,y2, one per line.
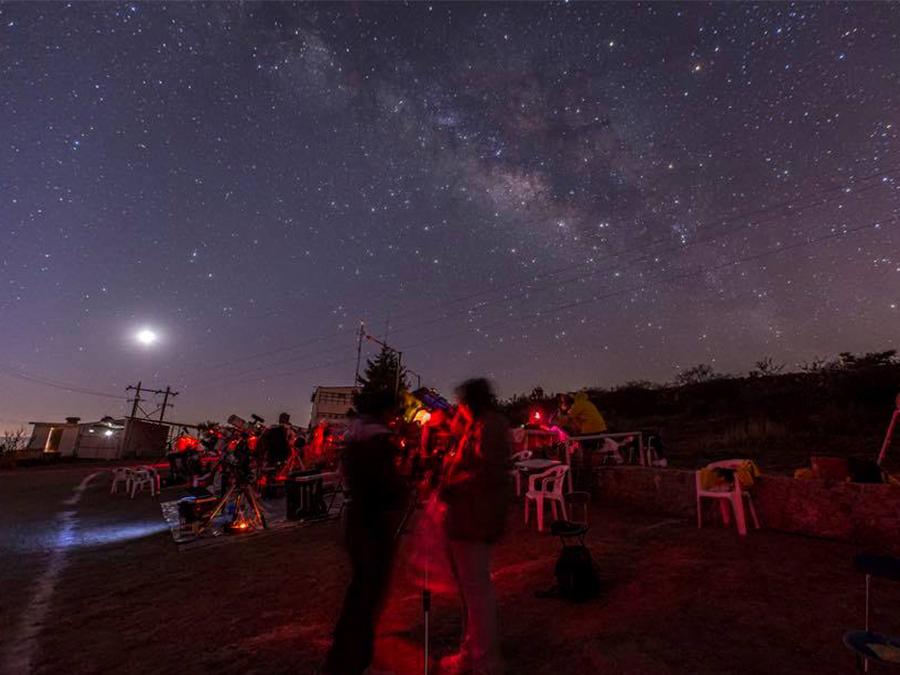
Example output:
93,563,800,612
750,357,786,378
353,345,408,410
675,363,719,386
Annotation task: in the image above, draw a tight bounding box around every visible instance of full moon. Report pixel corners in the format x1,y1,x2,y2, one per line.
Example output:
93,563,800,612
135,328,158,346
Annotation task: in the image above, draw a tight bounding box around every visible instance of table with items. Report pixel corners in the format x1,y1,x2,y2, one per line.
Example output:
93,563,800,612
285,471,341,520
562,431,647,491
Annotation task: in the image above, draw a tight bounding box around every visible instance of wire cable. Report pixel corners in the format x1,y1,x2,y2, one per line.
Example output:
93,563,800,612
185,166,900,376
188,214,898,390
0,364,126,400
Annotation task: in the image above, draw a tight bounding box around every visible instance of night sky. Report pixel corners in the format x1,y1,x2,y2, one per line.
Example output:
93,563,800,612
2,2,899,430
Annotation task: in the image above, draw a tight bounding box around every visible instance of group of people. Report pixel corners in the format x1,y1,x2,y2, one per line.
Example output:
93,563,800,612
165,414,307,490
323,378,511,675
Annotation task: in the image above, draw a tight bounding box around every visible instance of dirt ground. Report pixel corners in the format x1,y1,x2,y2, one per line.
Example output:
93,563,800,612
3,466,899,675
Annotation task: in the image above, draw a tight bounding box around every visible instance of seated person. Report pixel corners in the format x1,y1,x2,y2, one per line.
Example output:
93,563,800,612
559,392,607,436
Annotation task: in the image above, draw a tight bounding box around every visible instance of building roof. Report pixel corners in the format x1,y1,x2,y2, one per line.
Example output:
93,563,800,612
81,419,126,430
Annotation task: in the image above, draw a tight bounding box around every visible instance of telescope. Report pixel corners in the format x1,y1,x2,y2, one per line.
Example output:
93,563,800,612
227,414,247,430
412,387,452,412
226,414,266,433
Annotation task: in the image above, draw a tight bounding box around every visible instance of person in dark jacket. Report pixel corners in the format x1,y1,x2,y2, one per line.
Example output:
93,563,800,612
439,378,511,675
322,390,409,675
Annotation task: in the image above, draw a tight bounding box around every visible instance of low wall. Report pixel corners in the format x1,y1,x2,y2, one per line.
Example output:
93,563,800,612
596,466,900,550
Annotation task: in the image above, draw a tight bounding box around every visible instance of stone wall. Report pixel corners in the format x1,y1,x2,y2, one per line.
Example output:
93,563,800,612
596,466,900,550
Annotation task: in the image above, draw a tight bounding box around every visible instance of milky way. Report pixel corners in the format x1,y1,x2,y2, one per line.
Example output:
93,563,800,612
2,2,899,428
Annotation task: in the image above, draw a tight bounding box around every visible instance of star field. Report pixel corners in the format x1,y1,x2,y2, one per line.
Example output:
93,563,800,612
1,2,899,427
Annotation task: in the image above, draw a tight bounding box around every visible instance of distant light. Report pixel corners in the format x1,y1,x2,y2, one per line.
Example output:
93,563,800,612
136,328,158,346
104,430,114,437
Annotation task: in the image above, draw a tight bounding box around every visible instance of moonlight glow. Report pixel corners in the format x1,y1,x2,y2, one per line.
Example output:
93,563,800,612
135,329,158,347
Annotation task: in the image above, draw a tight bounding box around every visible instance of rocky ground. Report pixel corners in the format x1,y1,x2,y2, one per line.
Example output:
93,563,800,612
2,464,898,675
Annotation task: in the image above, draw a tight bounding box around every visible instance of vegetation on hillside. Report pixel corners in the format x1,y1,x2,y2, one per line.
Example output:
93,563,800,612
500,350,900,474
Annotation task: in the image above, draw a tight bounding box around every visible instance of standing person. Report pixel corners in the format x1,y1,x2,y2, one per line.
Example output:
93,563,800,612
258,412,294,472
439,378,511,675
321,390,409,675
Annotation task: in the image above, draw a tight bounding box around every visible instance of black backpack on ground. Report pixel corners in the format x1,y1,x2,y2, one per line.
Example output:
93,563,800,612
556,544,601,602
536,521,601,603
847,457,885,484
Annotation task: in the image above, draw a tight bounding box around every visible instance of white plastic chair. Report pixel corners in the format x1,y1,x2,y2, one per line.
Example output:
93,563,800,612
110,467,130,494
142,465,161,493
510,450,533,496
695,459,760,536
130,468,157,499
525,465,569,532
601,437,628,464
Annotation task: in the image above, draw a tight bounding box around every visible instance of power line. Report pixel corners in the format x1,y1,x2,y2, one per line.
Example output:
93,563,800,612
183,338,358,388
391,214,900,359
316,179,892,347
186,214,898,390
388,164,900,323
183,166,900,378
221,162,900,331
0,364,126,400
195,185,895,390
183,355,361,391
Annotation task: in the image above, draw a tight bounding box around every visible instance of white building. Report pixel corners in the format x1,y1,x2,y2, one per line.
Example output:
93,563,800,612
309,386,358,427
27,417,124,459
26,416,167,460
27,417,83,456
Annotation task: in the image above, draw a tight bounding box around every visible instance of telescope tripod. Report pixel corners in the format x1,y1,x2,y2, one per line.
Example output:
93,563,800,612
394,479,436,675
196,479,268,536
876,394,900,467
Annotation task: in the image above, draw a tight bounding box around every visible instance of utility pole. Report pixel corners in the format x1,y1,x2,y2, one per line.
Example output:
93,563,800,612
158,386,179,423
354,322,365,386
123,381,142,457
127,381,143,421
123,381,179,456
